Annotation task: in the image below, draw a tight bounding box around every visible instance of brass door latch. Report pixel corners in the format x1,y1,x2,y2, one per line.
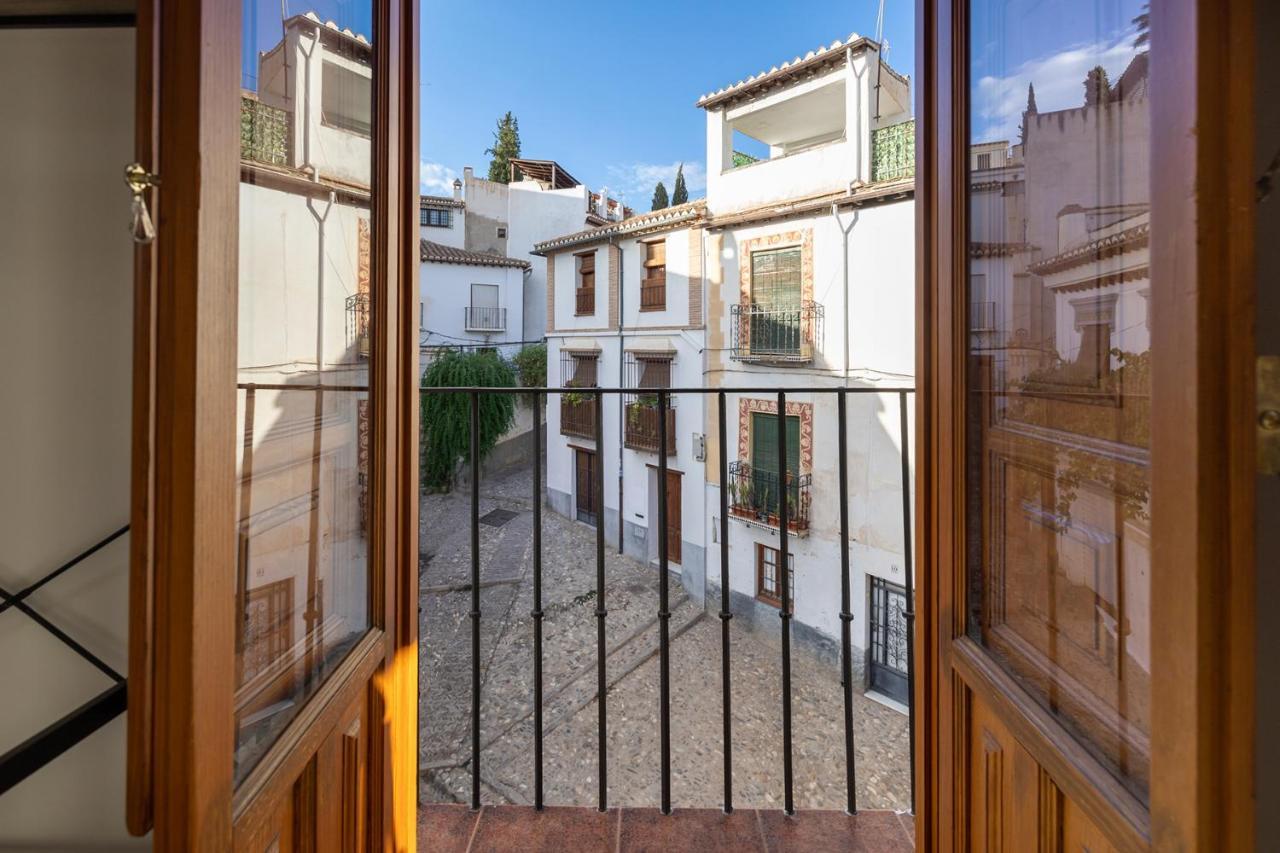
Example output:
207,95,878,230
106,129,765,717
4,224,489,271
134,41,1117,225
124,162,159,245
1260,355,1280,475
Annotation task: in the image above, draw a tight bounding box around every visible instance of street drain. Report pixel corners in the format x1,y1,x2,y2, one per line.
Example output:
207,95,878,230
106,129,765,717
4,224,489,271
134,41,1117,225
479,508,518,528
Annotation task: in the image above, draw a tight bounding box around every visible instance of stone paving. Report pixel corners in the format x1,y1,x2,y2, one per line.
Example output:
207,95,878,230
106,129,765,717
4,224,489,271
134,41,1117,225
419,457,910,814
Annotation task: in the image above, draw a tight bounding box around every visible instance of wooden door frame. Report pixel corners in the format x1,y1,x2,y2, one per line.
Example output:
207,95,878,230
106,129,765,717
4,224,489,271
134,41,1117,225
125,0,420,848
914,0,1256,849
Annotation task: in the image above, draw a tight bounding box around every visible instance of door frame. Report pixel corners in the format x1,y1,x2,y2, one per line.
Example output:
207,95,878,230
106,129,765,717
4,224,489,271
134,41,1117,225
125,0,420,848
915,0,1256,849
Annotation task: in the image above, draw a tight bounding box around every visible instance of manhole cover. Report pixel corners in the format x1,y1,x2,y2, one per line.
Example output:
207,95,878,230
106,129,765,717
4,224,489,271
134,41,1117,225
479,508,519,528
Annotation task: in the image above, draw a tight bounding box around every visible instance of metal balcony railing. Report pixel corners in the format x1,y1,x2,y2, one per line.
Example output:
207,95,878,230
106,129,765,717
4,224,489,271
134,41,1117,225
726,461,812,534
729,301,823,364
872,119,915,182
346,293,370,359
414,384,917,817
464,306,506,332
575,288,595,315
240,95,291,168
624,399,676,455
970,301,997,331
560,393,598,438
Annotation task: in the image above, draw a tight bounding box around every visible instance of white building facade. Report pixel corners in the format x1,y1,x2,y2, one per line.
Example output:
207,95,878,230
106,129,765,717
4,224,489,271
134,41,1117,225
537,33,918,703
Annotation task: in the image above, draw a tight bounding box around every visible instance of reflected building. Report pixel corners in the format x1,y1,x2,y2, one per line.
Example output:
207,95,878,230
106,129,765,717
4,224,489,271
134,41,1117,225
234,10,375,784
967,51,1152,800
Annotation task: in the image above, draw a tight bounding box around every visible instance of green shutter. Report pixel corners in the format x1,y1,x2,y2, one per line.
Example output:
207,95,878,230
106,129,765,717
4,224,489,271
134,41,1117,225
751,413,800,475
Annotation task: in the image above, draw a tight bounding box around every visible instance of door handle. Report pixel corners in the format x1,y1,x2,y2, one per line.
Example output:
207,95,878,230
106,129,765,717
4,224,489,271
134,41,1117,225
124,163,159,245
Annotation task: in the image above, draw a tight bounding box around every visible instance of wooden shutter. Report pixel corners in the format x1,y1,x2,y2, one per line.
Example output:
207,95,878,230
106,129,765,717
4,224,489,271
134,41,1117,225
751,412,799,475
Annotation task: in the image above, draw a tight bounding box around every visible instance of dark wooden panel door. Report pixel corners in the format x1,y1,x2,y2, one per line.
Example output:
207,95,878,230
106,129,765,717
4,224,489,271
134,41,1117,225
126,0,420,848
665,470,682,564
919,0,1256,849
576,448,598,525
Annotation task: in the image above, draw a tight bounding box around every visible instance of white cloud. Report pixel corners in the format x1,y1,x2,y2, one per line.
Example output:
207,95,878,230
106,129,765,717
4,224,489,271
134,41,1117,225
972,32,1140,144
419,160,458,194
605,161,706,205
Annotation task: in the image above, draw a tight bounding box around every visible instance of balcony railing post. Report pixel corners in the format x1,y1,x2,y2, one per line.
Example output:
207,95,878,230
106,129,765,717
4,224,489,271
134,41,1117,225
837,389,857,814
717,391,734,814
777,391,794,816
594,389,608,812
657,390,672,815
469,391,482,810
531,391,544,810
898,389,917,814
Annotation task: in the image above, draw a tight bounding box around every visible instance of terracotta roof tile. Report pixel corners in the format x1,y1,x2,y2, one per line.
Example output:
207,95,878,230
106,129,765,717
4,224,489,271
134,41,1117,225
420,240,530,269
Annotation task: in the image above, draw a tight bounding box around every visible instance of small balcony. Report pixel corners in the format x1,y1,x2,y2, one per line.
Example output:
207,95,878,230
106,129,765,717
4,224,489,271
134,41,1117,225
624,398,676,455
560,393,598,439
345,292,370,359
575,288,595,316
729,302,823,364
727,460,812,535
464,306,506,332
872,119,915,183
240,95,291,168
640,275,666,311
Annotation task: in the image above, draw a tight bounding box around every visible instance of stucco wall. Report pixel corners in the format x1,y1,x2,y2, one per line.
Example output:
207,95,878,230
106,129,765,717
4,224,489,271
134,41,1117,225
419,261,527,353
0,26,147,850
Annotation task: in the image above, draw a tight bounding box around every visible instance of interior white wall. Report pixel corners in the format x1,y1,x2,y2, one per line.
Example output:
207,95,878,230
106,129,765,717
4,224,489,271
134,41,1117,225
0,26,147,850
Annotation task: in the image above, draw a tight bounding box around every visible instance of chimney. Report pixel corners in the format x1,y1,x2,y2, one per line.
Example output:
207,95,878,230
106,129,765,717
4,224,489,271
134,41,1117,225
452,178,463,201
463,166,474,182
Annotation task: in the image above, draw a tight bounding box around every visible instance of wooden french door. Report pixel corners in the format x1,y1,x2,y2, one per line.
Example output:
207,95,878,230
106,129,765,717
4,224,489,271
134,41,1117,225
917,0,1256,850
126,0,420,849
575,448,598,525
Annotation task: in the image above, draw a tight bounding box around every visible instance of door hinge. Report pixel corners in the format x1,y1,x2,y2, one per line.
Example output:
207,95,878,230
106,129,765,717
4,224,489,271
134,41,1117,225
1259,355,1280,475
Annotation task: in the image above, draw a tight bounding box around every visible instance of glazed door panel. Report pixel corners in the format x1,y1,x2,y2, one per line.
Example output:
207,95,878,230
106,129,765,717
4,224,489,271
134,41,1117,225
128,0,419,848
920,0,1254,849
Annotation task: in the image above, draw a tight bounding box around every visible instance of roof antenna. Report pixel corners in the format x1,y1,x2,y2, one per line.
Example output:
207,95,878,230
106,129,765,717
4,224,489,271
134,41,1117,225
875,0,886,46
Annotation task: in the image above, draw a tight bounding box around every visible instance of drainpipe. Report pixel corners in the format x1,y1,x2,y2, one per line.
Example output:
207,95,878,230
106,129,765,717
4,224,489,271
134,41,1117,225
834,197,859,382
299,24,322,178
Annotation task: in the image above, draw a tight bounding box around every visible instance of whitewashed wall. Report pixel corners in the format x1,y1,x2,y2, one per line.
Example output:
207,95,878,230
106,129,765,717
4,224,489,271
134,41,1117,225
419,261,527,357
0,26,148,850
508,181,591,341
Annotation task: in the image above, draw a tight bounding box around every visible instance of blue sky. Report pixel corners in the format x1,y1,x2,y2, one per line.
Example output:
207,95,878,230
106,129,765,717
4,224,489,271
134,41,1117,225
245,1,1145,202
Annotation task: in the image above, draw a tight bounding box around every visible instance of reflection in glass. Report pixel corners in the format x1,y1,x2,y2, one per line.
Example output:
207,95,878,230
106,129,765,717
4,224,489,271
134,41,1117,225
234,4,374,785
967,1,1151,802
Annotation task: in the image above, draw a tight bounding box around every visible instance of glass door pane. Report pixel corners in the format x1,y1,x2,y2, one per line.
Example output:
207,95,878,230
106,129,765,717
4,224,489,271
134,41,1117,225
234,1,376,785
966,0,1152,804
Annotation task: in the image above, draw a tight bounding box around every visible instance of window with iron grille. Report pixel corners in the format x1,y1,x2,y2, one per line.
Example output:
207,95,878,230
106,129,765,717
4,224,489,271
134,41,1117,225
756,544,795,611
640,240,666,311
624,351,676,454
421,207,453,228
976,152,992,170
559,350,599,438
575,251,596,315
560,350,599,387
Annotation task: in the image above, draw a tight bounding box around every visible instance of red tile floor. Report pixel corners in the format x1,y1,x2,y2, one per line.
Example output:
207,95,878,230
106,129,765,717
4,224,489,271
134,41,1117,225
419,804,915,852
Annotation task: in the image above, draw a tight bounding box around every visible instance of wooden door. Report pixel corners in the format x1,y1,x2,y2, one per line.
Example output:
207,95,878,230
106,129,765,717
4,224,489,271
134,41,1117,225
575,448,598,525
125,0,420,849
917,0,1256,849
665,470,682,564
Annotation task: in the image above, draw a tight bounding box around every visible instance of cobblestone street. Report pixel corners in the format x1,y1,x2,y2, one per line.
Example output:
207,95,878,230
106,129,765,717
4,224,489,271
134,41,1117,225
419,456,910,813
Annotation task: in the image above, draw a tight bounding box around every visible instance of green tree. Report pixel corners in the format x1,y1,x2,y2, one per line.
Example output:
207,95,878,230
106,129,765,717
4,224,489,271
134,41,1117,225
1084,65,1111,106
510,343,547,389
485,112,522,184
419,350,517,490
671,163,689,205
651,181,669,211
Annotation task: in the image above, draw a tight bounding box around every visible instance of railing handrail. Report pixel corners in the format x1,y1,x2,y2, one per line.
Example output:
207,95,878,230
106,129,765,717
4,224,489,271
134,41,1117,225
236,383,915,394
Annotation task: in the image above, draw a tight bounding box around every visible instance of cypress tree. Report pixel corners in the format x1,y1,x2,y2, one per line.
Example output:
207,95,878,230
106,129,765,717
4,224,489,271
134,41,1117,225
671,163,689,205
485,112,522,184
651,181,669,211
